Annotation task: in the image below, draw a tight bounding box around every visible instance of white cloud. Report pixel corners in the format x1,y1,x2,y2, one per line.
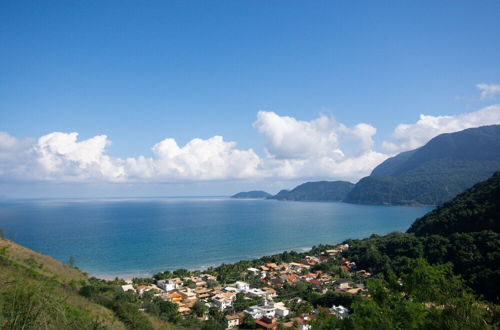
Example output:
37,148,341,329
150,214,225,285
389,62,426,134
0,112,387,183
125,136,262,181
35,132,126,181
477,83,500,100
382,104,500,153
3,104,499,184
253,111,377,159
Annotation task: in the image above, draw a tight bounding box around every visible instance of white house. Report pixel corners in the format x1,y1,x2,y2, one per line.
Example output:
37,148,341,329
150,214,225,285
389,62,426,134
246,288,266,298
121,284,135,292
247,267,260,276
157,279,177,292
244,305,276,319
235,281,250,292
270,301,289,317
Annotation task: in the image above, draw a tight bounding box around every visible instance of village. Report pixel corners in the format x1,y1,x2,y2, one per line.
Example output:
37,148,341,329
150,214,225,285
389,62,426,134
120,244,372,329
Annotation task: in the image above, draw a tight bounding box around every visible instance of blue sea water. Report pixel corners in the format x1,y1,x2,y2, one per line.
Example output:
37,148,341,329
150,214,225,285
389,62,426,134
0,198,432,278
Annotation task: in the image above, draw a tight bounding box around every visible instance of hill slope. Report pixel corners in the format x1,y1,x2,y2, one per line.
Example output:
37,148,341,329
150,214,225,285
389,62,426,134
345,125,500,205
0,238,126,329
407,171,500,236
268,181,354,201
345,171,500,302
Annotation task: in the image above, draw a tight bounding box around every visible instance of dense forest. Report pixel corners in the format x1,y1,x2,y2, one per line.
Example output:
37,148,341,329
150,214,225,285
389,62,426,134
344,171,500,303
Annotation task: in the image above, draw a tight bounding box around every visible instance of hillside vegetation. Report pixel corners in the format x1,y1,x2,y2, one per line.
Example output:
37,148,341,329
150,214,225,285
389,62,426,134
0,237,126,329
345,125,500,205
0,237,180,330
344,171,500,303
268,181,354,201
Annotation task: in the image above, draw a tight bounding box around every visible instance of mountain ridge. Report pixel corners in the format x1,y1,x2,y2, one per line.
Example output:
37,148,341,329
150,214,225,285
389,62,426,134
345,125,500,205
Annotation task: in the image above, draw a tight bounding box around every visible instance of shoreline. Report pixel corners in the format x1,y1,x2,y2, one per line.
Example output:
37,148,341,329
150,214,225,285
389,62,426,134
89,245,314,281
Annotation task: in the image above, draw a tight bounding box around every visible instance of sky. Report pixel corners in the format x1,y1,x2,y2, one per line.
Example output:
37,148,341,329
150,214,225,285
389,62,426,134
1,0,500,197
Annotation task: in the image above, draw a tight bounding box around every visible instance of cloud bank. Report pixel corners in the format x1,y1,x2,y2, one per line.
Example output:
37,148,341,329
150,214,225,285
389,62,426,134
1,104,499,184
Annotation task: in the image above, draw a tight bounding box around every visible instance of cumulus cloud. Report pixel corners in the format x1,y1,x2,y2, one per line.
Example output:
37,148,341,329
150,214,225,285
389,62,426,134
382,104,500,153
477,83,500,100
125,136,261,181
3,104,499,184
35,132,126,181
253,111,377,159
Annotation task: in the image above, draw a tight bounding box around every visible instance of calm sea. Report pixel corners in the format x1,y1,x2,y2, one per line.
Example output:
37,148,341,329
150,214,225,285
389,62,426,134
0,198,432,278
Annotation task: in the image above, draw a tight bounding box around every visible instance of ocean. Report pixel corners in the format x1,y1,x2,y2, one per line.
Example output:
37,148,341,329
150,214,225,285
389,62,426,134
0,197,432,278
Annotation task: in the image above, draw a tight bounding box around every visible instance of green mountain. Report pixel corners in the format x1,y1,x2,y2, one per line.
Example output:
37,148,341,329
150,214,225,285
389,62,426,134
344,125,500,205
231,190,272,199
268,181,354,201
345,171,500,302
407,171,500,236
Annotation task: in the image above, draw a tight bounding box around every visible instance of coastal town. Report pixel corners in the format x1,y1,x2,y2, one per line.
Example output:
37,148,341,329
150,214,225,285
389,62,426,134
120,244,372,329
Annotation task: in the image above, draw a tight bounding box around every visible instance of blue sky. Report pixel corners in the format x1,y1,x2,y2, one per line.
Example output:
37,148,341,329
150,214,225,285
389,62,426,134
1,1,500,197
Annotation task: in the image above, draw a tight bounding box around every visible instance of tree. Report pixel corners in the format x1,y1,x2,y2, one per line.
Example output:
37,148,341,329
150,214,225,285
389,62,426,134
192,300,207,317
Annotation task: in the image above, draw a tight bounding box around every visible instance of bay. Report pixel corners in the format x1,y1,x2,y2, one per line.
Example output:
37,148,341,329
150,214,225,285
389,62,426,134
0,198,432,278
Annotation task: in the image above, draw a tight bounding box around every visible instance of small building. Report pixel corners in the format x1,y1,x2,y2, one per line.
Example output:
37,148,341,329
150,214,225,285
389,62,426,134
225,312,246,328
236,281,250,292
157,279,177,292
255,316,277,329
121,284,135,292
247,267,260,275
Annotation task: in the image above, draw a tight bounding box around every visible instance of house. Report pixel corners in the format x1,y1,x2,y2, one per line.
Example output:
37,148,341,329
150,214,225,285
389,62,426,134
356,270,372,278
336,279,352,290
167,291,184,303
269,301,289,317
235,281,250,292
201,274,217,282
157,279,177,292
262,287,277,300
290,315,316,330
212,292,235,311
247,267,260,276
137,285,158,296
255,316,277,329
330,305,350,319
121,284,135,292
246,288,266,298
244,304,276,319
225,312,246,328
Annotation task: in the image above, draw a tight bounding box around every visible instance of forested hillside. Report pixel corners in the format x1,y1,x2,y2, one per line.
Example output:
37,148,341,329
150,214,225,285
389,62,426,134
344,171,500,303
345,125,500,205
268,181,354,201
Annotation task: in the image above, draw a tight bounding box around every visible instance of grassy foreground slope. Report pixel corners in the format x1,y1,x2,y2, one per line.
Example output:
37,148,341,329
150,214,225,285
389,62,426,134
0,237,127,329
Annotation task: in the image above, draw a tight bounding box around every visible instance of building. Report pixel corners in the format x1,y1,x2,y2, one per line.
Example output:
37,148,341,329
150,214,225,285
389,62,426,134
245,305,276,319
270,301,289,317
157,279,177,292
225,312,246,328
121,284,134,292
235,281,250,292
255,316,277,329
